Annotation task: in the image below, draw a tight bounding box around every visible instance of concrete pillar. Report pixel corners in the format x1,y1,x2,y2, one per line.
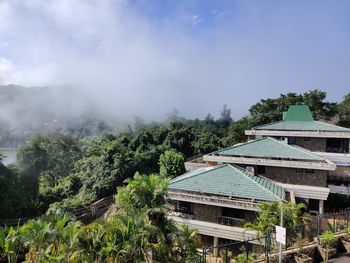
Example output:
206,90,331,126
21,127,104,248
319,200,324,215
213,236,219,257
289,191,296,203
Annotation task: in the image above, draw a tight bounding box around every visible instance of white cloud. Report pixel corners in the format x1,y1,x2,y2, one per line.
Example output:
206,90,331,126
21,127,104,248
0,0,349,119
0,57,15,84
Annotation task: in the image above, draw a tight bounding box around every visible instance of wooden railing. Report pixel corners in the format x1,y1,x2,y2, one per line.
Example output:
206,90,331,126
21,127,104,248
218,216,245,227
0,195,115,227
169,210,194,219
168,190,260,211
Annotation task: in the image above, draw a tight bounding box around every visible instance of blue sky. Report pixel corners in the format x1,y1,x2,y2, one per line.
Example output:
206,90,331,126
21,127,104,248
0,0,350,119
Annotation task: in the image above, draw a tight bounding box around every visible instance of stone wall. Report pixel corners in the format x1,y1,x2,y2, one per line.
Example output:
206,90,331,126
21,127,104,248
264,166,328,187
192,203,256,223
192,203,221,223
294,137,326,152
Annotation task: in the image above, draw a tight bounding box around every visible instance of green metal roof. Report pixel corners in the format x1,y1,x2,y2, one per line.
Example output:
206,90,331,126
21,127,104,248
169,164,283,202
253,120,350,132
253,105,350,132
215,137,325,161
283,105,314,121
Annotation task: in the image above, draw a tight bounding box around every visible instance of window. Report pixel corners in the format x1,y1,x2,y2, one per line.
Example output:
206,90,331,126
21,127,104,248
177,201,192,213
222,208,245,219
304,137,311,141
288,137,296,145
326,138,350,153
296,168,314,174
257,166,266,175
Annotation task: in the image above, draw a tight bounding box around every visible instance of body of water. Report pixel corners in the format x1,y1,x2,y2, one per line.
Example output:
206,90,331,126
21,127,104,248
0,148,17,165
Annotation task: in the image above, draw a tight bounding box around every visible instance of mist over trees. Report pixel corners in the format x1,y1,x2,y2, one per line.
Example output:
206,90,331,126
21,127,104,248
0,89,348,218
0,86,347,149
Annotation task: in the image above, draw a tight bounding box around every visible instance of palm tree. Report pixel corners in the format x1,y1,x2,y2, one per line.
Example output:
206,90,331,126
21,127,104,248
20,219,52,262
3,227,21,263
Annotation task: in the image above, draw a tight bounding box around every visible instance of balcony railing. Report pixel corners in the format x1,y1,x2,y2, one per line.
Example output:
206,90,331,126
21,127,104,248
326,146,350,153
218,216,245,227
169,210,194,219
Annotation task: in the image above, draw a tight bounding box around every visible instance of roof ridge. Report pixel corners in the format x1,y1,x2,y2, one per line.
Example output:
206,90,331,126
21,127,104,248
314,120,350,131
267,137,325,161
252,120,284,130
169,164,227,184
227,164,283,200
215,137,265,153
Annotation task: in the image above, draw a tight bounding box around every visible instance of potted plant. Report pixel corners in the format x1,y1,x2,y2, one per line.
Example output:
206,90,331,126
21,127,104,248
341,226,350,252
234,247,257,263
294,239,312,263
318,231,337,262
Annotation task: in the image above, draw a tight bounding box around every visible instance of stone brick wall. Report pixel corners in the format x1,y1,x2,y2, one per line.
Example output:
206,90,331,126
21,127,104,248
192,203,221,223
294,137,326,152
191,203,256,224
264,166,327,187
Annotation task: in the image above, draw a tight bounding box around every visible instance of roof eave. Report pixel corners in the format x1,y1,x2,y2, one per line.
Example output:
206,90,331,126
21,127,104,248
245,129,350,138
203,154,336,171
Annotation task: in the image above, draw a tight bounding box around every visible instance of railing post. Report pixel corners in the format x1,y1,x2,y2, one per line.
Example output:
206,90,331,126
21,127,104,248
245,241,249,261
333,214,336,232
202,246,206,263
317,215,321,236
265,231,270,262
225,247,228,263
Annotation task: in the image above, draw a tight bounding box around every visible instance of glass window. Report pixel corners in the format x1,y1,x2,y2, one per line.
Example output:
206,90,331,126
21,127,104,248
257,166,266,175
288,137,296,145
177,201,192,213
222,207,245,219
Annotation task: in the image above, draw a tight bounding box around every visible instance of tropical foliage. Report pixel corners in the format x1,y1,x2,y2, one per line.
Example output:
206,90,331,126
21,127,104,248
0,174,198,263
244,201,309,237
159,150,186,178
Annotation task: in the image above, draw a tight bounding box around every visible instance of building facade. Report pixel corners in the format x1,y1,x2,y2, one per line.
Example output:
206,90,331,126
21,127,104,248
168,105,350,248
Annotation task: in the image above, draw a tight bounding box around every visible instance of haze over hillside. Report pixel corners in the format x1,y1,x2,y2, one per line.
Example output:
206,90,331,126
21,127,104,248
0,85,125,147
1,1,350,122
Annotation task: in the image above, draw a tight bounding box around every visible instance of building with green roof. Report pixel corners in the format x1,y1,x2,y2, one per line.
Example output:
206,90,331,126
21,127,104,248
244,105,350,197
169,164,284,203
167,164,284,245
247,105,350,135
203,137,335,172
171,104,349,250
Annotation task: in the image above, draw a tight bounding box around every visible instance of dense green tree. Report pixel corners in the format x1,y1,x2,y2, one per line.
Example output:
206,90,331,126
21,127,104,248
15,133,83,213
221,117,254,147
249,90,337,125
17,133,82,188
159,150,186,178
193,130,219,154
217,104,233,127
163,122,195,157
338,93,350,127
0,162,22,217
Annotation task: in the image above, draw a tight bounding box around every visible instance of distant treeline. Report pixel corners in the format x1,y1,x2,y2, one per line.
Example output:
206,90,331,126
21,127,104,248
0,86,349,148
0,89,349,218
